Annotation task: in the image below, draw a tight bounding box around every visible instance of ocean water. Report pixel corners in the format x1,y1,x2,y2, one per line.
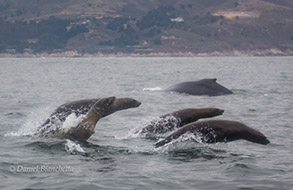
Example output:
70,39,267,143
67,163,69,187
0,57,292,190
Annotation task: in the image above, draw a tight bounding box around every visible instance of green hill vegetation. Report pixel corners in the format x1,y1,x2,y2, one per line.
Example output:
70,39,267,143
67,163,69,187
0,0,292,55
0,17,88,53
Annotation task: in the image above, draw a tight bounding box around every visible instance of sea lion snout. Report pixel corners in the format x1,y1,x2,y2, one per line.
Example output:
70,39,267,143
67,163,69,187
262,138,270,145
130,99,141,107
110,97,142,111
120,98,141,107
202,108,224,117
251,134,270,145
215,108,224,116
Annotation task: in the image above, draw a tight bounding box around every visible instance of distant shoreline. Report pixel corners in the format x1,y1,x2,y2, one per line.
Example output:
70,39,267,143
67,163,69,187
0,49,292,58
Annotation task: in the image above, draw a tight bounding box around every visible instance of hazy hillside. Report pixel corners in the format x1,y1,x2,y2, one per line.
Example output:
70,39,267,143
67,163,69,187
0,0,292,56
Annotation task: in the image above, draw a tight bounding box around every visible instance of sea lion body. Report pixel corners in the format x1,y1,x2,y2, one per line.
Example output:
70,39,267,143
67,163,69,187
166,79,233,96
45,97,116,141
42,97,141,125
139,108,224,137
38,97,141,140
155,120,270,147
39,97,141,133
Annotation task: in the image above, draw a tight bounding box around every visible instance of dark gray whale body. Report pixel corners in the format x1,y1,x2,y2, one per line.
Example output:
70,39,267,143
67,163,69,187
138,108,224,137
155,120,270,147
166,78,233,96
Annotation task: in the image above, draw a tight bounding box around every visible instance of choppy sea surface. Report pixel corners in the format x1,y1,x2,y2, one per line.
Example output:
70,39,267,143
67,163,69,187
0,57,292,190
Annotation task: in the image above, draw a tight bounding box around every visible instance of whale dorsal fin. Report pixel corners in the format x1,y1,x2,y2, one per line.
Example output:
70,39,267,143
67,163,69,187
201,78,217,82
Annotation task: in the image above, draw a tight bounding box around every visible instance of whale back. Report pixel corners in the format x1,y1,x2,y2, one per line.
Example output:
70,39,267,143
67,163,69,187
166,78,233,96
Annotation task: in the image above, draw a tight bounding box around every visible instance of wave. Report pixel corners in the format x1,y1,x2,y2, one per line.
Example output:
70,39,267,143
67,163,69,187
23,139,86,156
4,112,26,118
167,146,227,161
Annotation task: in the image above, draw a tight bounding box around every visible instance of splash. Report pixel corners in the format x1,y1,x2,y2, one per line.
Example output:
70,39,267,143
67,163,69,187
154,131,218,152
4,108,51,137
61,113,84,132
134,115,181,139
65,139,85,154
142,87,162,91
5,108,85,138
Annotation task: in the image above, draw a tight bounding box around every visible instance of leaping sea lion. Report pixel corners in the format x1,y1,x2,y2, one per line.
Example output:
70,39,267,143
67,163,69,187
138,108,224,138
166,78,233,96
41,97,141,126
44,96,115,141
38,97,141,141
155,120,270,147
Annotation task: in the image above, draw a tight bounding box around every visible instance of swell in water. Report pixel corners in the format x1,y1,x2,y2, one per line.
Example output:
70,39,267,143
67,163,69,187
4,108,223,157
2,57,292,190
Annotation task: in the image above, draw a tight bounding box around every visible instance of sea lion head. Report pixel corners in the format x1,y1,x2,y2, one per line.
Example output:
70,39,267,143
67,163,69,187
244,128,270,145
92,96,116,113
115,97,141,109
202,108,224,117
103,97,141,117
254,135,270,145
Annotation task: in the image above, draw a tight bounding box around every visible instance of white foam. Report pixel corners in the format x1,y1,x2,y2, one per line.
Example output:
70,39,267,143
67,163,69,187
65,139,85,153
154,132,203,153
132,115,181,139
62,113,84,132
119,116,156,139
142,87,162,91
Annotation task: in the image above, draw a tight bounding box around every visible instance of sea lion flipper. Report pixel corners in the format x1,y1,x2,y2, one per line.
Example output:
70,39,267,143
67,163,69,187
46,97,115,141
64,96,116,141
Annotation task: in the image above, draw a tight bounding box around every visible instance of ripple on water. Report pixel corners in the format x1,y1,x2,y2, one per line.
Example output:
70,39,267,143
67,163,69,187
1,57,292,190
